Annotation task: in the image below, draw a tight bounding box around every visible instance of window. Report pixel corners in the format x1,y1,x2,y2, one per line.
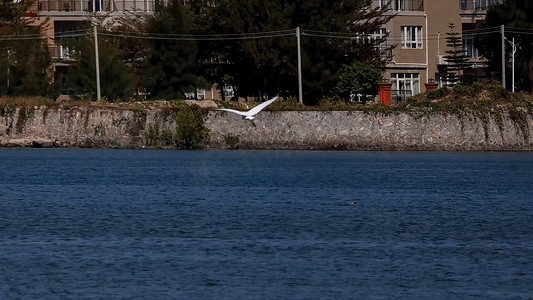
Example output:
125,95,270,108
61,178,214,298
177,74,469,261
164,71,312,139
461,0,501,10
391,73,420,98
375,28,392,59
82,0,107,12
401,26,423,49
392,0,405,11
60,46,71,59
380,0,424,11
463,36,478,58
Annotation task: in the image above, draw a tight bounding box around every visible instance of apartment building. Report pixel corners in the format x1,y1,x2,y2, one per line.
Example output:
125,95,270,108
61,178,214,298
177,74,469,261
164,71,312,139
375,0,499,102
28,1,162,58
22,0,164,97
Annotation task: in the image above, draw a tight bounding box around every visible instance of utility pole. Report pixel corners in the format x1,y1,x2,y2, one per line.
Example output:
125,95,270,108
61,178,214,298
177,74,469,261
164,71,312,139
6,49,9,89
501,24,506,89
94,24,101,101
296,27,303,104
511,37,516,93
505,36,516,92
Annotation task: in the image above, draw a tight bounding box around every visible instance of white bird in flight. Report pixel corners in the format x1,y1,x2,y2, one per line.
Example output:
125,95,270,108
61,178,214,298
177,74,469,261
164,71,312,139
217,97,278,124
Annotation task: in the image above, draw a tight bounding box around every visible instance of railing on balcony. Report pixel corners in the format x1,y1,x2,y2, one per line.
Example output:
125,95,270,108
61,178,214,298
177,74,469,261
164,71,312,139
460,0,501,10
48,45,73,60
392,90,412,103
28,0,164,13
380,0,424,12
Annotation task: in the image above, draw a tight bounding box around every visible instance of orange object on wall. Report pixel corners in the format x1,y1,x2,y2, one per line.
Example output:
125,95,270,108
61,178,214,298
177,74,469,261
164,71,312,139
378,82,393,106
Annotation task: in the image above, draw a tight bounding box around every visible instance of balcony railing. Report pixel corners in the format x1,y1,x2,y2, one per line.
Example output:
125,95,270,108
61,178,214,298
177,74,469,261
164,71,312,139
27,0,164,13
460,0,501,10
392,90,412,103
381,0,424,12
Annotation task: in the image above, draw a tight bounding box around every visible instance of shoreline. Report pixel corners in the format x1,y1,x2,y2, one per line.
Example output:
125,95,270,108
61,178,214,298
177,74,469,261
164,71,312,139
1,106,532,151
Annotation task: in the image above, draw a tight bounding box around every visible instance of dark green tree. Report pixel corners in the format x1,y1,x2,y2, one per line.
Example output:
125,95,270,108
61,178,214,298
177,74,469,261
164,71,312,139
109,13,152,99
284,0,391,103
475,0,533,93
190,0,391,104
142,0,204,99
442,23,474,86
189,0,289,101
0,0,51,96
64,25,135,101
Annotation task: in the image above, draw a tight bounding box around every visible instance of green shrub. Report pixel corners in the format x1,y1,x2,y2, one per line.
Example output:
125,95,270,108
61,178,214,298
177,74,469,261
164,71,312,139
426,87,450,100
225,135,240,149
160,129,174,145
333,62,382,101
145,123,160,145
174,104,209,149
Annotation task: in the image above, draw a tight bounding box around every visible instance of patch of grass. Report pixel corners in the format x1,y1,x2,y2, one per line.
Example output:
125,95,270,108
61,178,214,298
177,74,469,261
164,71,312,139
0,96,56,108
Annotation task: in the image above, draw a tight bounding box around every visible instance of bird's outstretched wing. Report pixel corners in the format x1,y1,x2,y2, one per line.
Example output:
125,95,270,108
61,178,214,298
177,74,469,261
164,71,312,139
247,97,278,116
216,108,248,117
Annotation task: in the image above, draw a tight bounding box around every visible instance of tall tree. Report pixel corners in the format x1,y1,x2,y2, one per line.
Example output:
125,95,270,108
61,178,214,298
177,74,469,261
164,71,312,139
62,23,135,101
190,0,289,100
0,0,51,96
442,23,474,86
190,0,391,104
142,0,205,100
475,0,533,93
283,0,391,103
108,12,152,99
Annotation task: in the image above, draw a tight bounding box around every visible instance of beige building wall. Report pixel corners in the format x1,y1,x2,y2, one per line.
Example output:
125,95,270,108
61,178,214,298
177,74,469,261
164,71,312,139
378,0,465,99
425,0,462,83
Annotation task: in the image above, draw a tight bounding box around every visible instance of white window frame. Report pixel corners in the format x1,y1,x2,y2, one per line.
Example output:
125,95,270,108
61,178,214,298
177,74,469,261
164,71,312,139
392,0,405,11
381,0,405,11
462,36,478,58
401,26,423,49
391,73,420,96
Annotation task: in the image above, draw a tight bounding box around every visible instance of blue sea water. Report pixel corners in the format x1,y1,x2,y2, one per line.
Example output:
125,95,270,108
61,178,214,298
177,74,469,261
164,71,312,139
0,149,532,299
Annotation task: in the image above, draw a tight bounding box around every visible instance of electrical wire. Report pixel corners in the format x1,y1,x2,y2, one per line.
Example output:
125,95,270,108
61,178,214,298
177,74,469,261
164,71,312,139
98,29,296,41
1,26,532,42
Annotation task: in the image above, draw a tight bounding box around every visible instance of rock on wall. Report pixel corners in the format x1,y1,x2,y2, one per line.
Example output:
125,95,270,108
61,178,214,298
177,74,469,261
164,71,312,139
1,106,532,151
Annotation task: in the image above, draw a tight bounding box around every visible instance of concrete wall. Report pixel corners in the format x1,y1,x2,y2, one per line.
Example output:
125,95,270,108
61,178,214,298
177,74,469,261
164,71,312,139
1,106,532,151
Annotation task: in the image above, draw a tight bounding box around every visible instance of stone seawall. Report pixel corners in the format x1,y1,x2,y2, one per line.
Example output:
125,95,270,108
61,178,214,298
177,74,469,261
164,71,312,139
1,106,532,151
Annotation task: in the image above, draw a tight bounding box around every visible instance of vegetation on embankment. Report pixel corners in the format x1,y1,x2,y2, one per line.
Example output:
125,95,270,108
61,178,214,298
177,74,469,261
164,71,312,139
2,82,533,123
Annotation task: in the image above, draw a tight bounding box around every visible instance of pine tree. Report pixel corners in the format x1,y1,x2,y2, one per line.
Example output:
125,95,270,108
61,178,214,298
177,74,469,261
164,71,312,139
142,0,204,100
442,23,473,86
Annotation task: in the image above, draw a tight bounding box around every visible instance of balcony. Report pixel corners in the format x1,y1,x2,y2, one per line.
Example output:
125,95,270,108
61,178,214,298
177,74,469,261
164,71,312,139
26,0,164,13
380,0,424,12
460,0,501,10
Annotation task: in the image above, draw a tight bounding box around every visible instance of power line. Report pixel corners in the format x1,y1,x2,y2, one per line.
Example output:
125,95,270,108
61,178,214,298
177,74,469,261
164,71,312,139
1,26,532,43
98,29,296,41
